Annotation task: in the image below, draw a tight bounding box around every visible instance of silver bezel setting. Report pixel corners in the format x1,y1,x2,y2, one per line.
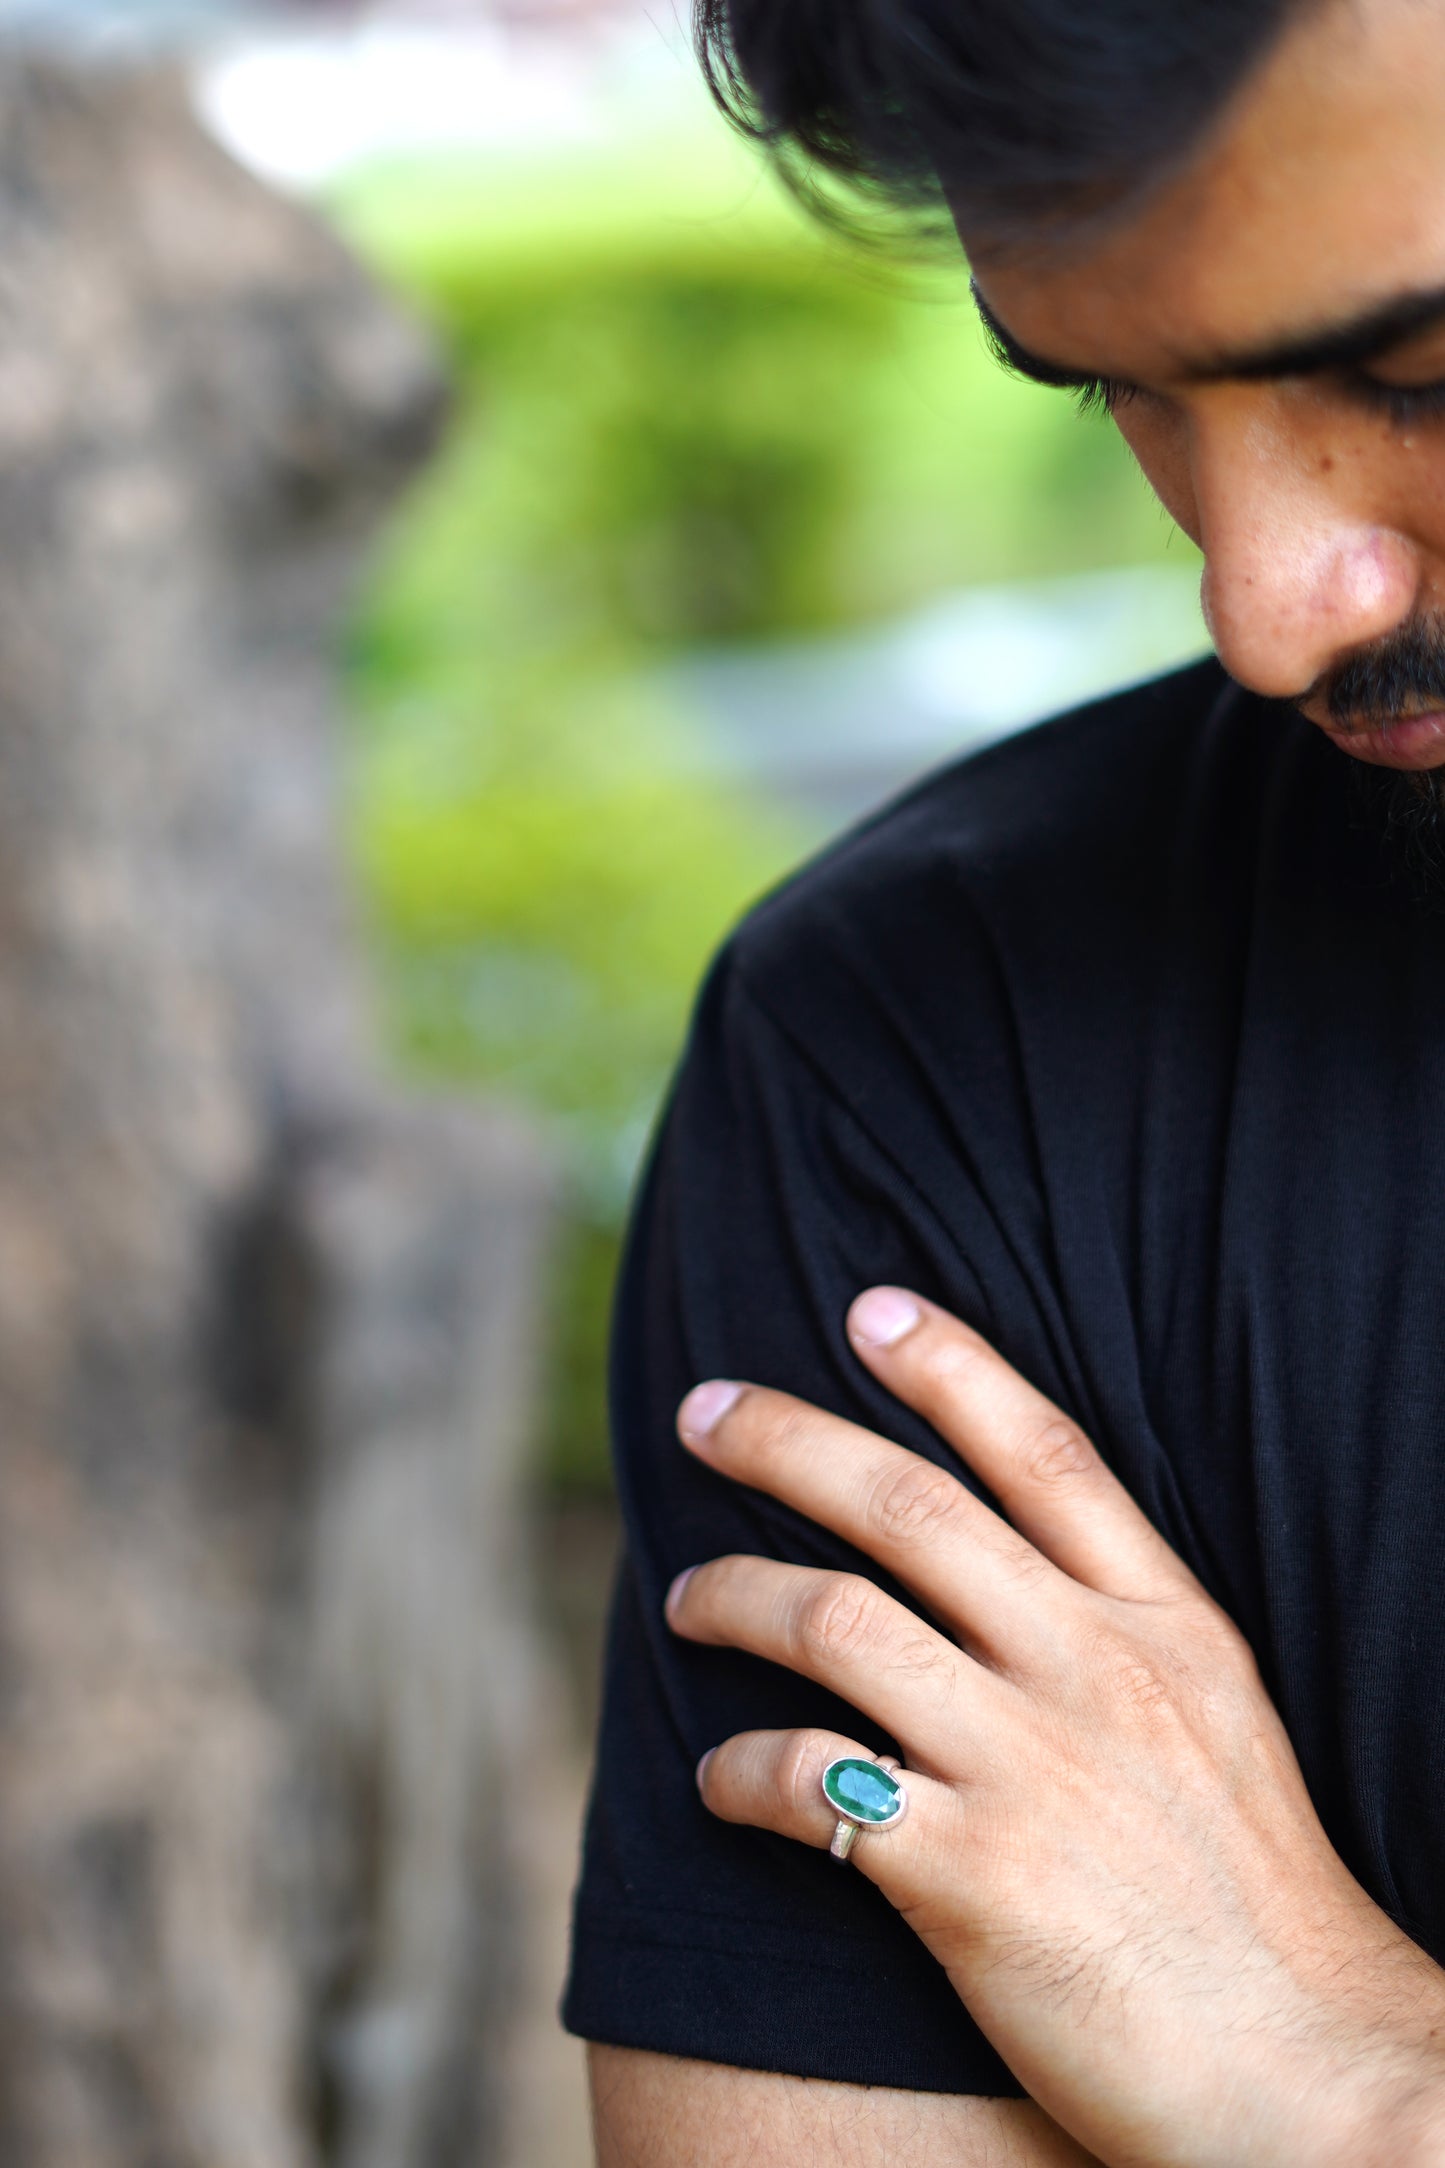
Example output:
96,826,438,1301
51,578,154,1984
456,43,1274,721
821,1755,909,1835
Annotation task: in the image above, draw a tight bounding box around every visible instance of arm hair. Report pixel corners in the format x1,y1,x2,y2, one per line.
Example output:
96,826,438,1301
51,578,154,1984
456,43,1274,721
589,2045,1104,2167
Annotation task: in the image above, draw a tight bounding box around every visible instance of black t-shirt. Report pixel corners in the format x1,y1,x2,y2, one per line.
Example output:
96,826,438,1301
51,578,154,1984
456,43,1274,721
563,655,1445,2096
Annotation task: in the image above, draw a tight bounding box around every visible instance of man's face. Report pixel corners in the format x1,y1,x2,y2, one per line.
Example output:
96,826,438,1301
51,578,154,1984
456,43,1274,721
968,0,1445,776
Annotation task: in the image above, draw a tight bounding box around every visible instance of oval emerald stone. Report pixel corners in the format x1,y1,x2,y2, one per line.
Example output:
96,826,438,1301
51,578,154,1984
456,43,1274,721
822,1757,904,1826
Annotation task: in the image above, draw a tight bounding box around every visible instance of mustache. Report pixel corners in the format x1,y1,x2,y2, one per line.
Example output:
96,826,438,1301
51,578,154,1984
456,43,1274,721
1306,620,1445,730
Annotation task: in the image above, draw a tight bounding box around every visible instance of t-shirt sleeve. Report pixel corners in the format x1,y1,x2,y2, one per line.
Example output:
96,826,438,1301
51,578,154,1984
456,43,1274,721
562,925,1034,2096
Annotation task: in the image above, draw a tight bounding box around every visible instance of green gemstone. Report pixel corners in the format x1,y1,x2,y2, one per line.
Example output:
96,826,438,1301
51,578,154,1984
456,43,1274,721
823,1757,903,1826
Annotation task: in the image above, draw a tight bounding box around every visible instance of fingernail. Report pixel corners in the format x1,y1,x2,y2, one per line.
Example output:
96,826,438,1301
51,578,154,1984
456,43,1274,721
678,1379,744,1441
695,1748,716,1793
666,1565,699,1619
849,1287,922,1348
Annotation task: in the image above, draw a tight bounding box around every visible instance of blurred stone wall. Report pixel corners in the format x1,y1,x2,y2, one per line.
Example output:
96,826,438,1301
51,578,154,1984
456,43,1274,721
0,56,554,2167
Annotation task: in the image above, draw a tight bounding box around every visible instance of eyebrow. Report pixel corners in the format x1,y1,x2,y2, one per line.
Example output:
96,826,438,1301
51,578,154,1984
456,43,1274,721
972,279,1445,392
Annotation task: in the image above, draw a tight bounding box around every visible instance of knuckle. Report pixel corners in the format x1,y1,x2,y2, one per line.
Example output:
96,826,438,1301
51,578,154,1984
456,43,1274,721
688,1553,753,1628
690,1555,734,1608
1019,1415,1098,1488
798,1575,879,1667
1002,1538,1050,1590
776,1730,827,1816
1086,1623,1182,1725
975,1515,1048,1586
1113,1652,1175,1718
761,1401,818,1466
931,1332,994,1398
1075,1605,1268,1749
1222,1632,1264,1698
893,1626,950,1681
870,1459,962,1550
1182,1609,1263,1716
1197,1600,1255,1672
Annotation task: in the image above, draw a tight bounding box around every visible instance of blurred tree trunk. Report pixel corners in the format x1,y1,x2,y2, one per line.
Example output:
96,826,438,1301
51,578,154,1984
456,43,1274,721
0,56,555,2167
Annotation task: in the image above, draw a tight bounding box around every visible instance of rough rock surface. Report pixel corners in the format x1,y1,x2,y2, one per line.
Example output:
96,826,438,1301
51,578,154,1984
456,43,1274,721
0,56,554,2166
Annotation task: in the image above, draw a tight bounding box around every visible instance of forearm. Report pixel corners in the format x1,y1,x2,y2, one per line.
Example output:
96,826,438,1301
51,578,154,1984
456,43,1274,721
1379,2085,1445,2168
588,2023,1445,2168
588,2045,1103,2167
1330,2018,1445,2168
1231,1913,1445,2168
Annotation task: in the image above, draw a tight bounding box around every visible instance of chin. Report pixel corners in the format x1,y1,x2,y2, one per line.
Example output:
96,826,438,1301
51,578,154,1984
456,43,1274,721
1346,759,1445,907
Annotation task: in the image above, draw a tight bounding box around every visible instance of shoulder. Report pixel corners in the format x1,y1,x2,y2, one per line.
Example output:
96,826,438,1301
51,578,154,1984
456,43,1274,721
719,655,1264,1065
731,655,1243,987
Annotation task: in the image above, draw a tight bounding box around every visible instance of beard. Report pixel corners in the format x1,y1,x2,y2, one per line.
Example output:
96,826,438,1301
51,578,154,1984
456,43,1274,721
1350,763,1445,906
1306,617,1445,904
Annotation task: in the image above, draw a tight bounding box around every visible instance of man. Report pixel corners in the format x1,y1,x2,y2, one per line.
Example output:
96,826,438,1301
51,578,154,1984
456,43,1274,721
564,0,1445,2157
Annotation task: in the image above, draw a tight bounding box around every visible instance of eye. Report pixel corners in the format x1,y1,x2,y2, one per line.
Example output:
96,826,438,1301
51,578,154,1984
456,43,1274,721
1346,371,1445,426
1071,377,1138,419
975,312,1139,418
1074,379,1126,416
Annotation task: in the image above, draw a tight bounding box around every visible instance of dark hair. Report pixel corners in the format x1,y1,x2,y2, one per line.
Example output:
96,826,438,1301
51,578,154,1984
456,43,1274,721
696,0,1305,246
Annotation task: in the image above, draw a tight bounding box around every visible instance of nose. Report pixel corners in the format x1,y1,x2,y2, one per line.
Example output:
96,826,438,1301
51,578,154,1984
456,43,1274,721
1191,401,1420,701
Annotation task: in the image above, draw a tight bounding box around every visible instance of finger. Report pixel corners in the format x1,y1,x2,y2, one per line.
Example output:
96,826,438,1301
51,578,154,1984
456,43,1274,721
697,1726,962,1914
846,1290,1200,1603
667,1552,1001,1750
677,1382,1070,1665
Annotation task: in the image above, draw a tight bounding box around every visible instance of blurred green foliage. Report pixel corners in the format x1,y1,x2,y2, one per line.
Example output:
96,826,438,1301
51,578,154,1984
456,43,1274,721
330,124,1187,1494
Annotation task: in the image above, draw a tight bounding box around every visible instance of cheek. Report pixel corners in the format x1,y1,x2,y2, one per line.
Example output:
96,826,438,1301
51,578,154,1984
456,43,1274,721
1111,398,1200,545
1114,394,1445,576
1398,434,1445,564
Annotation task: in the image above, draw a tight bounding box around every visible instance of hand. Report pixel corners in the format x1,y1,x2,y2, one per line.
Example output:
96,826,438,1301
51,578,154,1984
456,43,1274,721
665,1290,1445,2168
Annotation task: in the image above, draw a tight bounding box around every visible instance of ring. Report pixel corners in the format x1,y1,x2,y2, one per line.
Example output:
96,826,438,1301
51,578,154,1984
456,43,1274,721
824,1754,908,1862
